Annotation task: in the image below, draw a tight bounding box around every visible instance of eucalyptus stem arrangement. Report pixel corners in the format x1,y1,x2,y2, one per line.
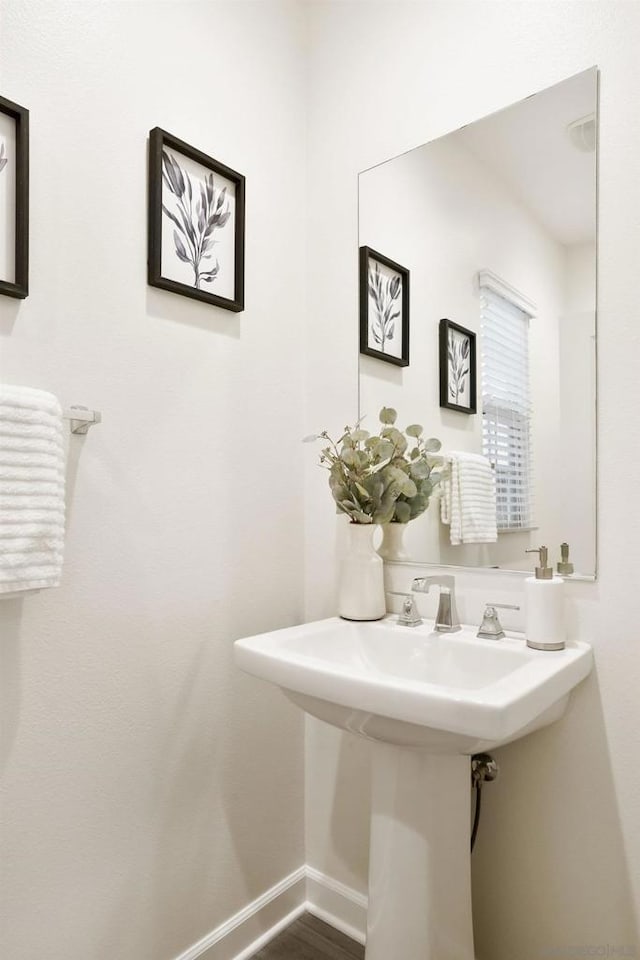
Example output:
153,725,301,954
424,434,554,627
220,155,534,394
307,408,443,524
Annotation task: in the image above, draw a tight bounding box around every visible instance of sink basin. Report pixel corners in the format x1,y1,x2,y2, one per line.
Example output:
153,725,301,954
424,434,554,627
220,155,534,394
235,615,592,960
234,615,592,753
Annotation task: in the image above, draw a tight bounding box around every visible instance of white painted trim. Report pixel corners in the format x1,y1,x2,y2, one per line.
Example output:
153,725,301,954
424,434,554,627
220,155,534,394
230,906,306,960
476,268,537,316
174,867,306,960
173,865,368,960
305,866,368,945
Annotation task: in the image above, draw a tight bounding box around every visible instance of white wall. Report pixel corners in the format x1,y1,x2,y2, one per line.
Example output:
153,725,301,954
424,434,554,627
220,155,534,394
0,3,307,959
360,132,567,570
304,2,640,957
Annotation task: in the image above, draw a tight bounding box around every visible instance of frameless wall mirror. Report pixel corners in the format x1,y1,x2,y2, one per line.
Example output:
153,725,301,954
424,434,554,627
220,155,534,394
358,67,598,579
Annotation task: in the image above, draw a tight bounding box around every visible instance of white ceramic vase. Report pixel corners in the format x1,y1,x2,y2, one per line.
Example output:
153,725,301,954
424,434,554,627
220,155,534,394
339,523,386,621
377,521,411,562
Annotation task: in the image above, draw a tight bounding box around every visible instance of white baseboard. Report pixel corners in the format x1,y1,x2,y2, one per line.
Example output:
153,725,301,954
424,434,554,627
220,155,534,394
305,866,368,945
174,867,306,960
173,865,368,960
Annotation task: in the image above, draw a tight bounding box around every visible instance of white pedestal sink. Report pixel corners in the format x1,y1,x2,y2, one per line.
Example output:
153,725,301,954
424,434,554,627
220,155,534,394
234,616,592,960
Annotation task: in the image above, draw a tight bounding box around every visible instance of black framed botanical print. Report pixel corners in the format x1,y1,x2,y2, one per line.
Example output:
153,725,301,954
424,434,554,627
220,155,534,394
439,318,477,414
0,95,29,299
148,128,245,312
359,246,409,366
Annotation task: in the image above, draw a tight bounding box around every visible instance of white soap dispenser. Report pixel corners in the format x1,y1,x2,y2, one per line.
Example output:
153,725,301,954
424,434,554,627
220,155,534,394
524,546,566,651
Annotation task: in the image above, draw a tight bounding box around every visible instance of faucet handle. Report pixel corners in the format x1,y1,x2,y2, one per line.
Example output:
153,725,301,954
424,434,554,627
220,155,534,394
477,603,520,640
387,591,423,627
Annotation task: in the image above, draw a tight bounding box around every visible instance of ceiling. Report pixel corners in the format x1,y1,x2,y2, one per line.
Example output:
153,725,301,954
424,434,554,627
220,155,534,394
454,68,597,247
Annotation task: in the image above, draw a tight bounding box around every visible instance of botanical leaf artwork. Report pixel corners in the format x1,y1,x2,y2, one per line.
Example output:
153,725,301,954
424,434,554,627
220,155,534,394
161,150,231,289
448,331,470,403
0,142,7,174
368,261,401,353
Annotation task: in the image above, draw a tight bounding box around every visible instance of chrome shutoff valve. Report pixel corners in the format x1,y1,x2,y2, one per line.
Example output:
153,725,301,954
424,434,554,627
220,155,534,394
471,753,499,787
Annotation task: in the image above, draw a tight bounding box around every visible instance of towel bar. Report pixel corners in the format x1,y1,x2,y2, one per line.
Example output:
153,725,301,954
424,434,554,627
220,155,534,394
63,405,102,435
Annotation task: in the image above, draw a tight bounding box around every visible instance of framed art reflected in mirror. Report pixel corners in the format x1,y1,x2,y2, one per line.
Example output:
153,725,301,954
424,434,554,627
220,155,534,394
439,319,476,414
359,246,410,367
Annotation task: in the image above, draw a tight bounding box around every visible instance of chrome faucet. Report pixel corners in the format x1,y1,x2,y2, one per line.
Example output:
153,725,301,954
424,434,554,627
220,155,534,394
411,575,461,633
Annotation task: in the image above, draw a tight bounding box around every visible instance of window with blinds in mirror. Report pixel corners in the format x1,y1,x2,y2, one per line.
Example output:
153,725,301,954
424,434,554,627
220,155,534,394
480,281,534,532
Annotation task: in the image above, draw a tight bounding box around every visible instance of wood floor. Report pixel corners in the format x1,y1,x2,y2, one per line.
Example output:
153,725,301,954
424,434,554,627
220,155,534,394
253,913,364,960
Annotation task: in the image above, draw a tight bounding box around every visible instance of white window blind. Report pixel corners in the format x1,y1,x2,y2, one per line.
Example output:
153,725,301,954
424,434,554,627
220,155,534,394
480,284,534,531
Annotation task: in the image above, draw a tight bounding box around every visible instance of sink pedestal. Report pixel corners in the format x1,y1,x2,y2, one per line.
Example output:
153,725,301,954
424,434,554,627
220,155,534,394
235,615,592,957
366,744,474,960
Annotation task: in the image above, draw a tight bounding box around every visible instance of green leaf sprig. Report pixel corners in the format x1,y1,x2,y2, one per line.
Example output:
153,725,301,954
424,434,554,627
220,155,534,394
305,407,443,524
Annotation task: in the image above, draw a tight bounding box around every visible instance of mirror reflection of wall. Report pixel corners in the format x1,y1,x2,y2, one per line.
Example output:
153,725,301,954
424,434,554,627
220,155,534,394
359,67,597,577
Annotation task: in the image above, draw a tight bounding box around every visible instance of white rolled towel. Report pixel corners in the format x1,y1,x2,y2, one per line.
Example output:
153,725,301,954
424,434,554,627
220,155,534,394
440,451,497,545
0,385,66,593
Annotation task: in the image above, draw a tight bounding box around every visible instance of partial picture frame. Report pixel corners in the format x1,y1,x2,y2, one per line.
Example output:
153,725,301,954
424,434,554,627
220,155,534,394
0,95,29,299
148,127,245,312
439,318,477,414
359,246,409,367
